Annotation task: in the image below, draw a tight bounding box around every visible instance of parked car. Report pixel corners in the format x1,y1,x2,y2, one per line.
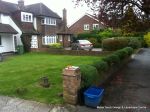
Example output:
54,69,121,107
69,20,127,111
71,40,93,51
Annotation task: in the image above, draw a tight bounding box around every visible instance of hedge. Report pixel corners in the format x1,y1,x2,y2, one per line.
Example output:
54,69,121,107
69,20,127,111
102,37,142,51
79,65,99,88
79,47,134,89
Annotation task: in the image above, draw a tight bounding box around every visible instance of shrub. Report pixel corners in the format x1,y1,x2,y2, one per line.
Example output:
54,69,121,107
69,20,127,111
79,65,99,88
99,28,120,39
144,32,150,47
88,38,101,48
114,49,129,60
123,47,134,56
48,43,62,48
92,60,109,72
102,38,128,51
128,37,142,49
102,54,120,65
77,33,100,39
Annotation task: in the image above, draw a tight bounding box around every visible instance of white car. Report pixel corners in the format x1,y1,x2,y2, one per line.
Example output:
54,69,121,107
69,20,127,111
71,40,93,51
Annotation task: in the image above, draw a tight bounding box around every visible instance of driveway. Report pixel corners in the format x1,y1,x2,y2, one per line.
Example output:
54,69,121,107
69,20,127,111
76,48,150,112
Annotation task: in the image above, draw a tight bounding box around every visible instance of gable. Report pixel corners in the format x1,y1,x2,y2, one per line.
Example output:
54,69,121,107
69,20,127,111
69,15,99,30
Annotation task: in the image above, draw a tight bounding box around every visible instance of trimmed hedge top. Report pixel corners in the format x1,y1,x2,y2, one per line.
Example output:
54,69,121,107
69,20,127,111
80,47,134,89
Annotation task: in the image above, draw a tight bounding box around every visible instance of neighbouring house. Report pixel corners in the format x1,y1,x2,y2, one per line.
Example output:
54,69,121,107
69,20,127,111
69,13,105,34
0,0,71,53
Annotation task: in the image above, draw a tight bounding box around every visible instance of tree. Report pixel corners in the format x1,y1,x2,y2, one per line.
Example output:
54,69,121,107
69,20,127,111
74,0,150,28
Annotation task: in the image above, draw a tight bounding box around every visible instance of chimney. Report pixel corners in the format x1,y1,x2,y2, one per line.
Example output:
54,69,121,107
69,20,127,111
18,0,24,10
63,8,67,32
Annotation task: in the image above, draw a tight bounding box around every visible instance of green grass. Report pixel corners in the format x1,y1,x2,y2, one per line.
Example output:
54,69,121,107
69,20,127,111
0,53,101,104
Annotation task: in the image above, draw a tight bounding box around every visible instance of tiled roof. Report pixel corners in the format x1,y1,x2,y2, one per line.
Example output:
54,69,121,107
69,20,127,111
26,3,61,18
0,24,18,34
0,0,18,14
0,1,61,19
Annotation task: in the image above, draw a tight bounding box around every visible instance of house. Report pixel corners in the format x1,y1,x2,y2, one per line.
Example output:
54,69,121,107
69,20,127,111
69,13,105,34
0,0,71,53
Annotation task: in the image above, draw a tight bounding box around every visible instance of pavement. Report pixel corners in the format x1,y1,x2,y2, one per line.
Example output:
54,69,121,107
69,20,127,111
0,96,69,112
0,48,150,112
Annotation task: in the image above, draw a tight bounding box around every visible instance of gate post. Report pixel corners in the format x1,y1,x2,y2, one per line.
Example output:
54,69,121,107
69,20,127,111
63,66,81,105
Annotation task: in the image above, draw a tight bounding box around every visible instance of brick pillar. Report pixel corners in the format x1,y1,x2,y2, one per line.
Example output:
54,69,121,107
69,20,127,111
63,66,81,105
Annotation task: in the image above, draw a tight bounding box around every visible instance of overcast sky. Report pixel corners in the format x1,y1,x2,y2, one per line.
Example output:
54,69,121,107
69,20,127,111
3,0,92,26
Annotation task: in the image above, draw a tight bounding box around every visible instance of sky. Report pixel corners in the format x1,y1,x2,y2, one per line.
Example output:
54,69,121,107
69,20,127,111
3,0,93,26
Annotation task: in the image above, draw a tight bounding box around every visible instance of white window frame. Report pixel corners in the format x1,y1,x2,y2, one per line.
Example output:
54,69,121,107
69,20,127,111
21,12,33,22
93,24,99,30
42,35,57,45
84,24,90,30
41,17,56,26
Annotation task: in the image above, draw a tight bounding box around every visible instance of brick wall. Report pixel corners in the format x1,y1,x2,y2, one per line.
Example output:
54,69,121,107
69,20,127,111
31,48,112,56
69,15,102,34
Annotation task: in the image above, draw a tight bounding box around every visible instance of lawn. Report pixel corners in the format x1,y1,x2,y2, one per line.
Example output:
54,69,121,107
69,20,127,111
0,53,101,104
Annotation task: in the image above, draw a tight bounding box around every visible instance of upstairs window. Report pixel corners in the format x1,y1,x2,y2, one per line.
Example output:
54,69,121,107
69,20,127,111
93,24,99,30
84,24,90,30
41,17,56,26
21,12,33,22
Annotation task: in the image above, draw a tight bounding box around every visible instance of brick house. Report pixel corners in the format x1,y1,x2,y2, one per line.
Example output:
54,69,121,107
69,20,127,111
0,0,71,53
69,13,105,34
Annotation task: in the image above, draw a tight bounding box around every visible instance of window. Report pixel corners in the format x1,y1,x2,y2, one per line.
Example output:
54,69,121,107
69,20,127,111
41,17,56,26
0,36,1,45
84,24,90,30
42,35,57,45
59,35,62,41
68,36,70,41
21,12,33,22
93,24,99,30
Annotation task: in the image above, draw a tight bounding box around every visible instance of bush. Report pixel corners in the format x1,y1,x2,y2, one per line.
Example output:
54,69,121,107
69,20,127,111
88,38,101,48
102,54,120,65
144,32,150,47
123,47,134,56
79,65,99,88
128,37,142,49
114,49,129,60
77,33,100,39
102,38,128,51
92,60,109,72
48,43,62,48
99,28,120,39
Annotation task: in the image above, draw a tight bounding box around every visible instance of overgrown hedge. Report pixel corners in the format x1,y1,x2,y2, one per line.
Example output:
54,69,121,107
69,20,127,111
79,47,134,89
102,37,142,51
